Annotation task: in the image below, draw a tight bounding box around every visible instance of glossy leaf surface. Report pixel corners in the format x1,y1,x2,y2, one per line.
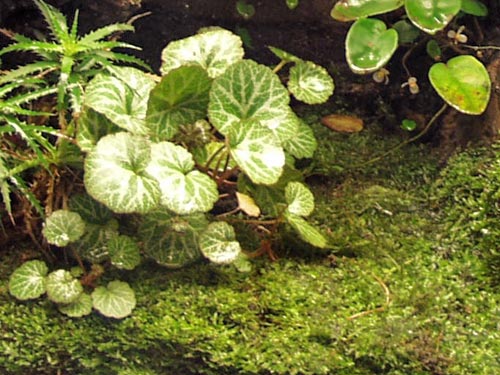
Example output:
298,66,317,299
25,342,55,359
405,0,461,34
331,0,403,21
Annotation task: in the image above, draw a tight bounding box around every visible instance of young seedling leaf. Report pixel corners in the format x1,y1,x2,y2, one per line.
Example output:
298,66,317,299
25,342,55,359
69,193,113,225
288,61,334,104
331,0,404,21
43,210,86,247
285,182,315,217
405,0,461,34
58,293,93,318
285,213,329,248
146,142,219,214
228,120,285,185
208,59,298,142
146,65,211,141
429,55,491,115
160,28,244,78
108,235,141,270
76,108,121,152
139,210,207,268
426,40,442,61
461,0,488,16
46,269,83,304
392,20,420,44
92,280,136,319
8,260,48,300
268,46,302,63
282,119,317,159
84,67,156,135
71,221,119,263
200,222,241,264
84,132,161,213
346,18,398,74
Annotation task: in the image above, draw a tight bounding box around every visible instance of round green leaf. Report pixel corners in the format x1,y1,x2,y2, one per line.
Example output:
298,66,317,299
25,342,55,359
429,55,491,115
405,0,461,34
71,221,119,263
200,222,241,264
58,293,93,318
160,28,244,78
331,0,404,21
69,193,113,225
346,18,398,74
146,66,211,141
84,132,161,214
139,210,207,268
236,0,255,19
146,142,219,214
8,260,48,300
288,61,334,104
84,67,156,135
285,213,329,249
285,182,315,217
461,0,488,16
228,120,285,185
43,210,85,247
91,280,136,319
208,59,298,142
108,235,141,270
392,20,420,44
401,119,417,131
46,269,83,304
282,119,318,159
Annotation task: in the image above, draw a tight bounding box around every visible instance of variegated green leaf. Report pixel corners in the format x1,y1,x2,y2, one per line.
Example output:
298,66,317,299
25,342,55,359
160,28,244,78
288,61,334,104
91,280,136,319
208,60,298,142
285,213,329,248
76,108,121,152
42,210,86,247
84,67,156,135
285,182,315,217
200,222,241,264
69,193,113,225
146,142,219,214
84,132,161,214
8,260,48,300
108,235,141,270
228,120,285,185
139,210,207,268
71,221,119,263
46,269,83,304
58,293,93,318
146,65,211,141
282,119,318,159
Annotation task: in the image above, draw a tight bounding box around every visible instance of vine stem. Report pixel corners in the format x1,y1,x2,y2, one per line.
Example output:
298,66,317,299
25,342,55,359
352,103,448,169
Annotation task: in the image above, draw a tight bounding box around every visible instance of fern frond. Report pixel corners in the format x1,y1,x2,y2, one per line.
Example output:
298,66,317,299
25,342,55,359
33,0,70,44
0,40,62,56
79,23,135,44
2,86,57,108
10,174,45,218
0,61,57,86
70,9,80,40
104,52,152,72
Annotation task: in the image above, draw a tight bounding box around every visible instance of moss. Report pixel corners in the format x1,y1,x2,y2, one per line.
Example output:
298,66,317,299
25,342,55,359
1,125,499,375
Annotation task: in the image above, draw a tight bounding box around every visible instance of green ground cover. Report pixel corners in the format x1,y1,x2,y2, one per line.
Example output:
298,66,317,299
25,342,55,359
1,117,499,375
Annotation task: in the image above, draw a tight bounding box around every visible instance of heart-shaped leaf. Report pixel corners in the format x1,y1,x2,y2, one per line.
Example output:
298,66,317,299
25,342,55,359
208,59,298,143
84,132,161,214
8,260,48,300
43,210,86,247
285,213,329,249
46,269,83,304
405,0,461,34
429,55,491,115
461,0,488,16
288,61,334,104
285,182,315,217
200,222,241,264
71,221,119,263
58,293,93,318
228,120,285,185
146,66,211,141
108,235,141,270
146,142,219,214
91,280,136,319
160,28,244,78
139,210,207,268
282,119,317,159
331,0,403,21
346,18,398,74
392,20,420,44
84,67,156,135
